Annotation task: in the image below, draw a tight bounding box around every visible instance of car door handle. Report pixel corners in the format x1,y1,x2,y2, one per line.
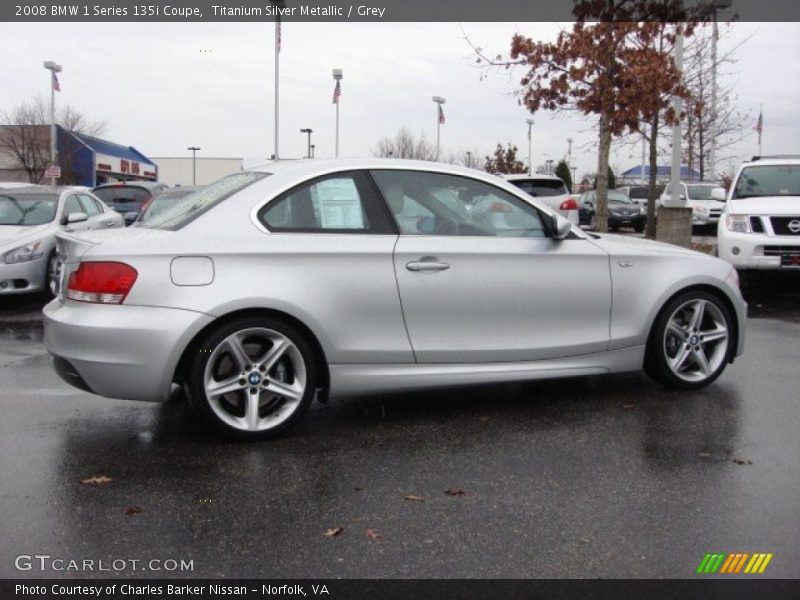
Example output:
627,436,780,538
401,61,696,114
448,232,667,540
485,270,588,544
101,220,115,227
406,260,450,272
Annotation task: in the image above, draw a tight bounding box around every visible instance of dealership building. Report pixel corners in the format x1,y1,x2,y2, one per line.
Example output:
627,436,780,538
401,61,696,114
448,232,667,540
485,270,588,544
0,124,157,186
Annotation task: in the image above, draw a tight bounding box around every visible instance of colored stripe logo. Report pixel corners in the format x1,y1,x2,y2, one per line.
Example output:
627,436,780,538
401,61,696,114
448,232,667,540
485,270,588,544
696,552,773,574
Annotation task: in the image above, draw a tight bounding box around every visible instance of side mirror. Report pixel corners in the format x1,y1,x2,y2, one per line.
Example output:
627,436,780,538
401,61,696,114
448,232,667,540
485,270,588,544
551,214,573,240
711,188,727,201
63,212,88,225
124,211,139,223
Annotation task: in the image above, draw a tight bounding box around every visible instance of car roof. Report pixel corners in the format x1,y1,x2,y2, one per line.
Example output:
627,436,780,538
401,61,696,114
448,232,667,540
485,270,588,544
503,173,563,182
743,157,800,167
0,186,74,196
93,181,165,190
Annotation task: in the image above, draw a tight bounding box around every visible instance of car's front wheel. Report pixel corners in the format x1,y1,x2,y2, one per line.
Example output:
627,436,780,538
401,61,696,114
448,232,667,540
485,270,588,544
645,291,734,389
187,317,318,440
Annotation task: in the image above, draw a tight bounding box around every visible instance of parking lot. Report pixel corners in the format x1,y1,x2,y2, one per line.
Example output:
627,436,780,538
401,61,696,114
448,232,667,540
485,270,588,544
0,264,798,579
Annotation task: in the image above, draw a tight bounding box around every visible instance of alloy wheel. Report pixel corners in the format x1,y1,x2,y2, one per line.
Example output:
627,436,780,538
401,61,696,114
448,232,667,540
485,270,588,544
203,327,307,432
662,298,729,383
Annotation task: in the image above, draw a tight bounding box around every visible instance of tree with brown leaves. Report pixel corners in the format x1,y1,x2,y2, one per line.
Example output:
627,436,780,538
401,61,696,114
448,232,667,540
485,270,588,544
484,143,527,175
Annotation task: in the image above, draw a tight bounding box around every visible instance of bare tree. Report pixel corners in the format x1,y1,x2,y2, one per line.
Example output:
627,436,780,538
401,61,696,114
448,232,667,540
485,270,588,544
372,127,436,160
0,96,106,183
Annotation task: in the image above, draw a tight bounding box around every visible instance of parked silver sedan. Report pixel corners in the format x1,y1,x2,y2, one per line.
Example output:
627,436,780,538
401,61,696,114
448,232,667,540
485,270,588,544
0,186,123,296
43,160,746,440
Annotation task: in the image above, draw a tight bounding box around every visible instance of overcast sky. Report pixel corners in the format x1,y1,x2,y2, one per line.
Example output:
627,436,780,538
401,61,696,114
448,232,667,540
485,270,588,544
1,21,798,178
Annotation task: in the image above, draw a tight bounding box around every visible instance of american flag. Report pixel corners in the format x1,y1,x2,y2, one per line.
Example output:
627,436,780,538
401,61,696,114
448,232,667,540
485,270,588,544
52,72,60,92
438,104,445,125
333,79,341,104
755,108,763,145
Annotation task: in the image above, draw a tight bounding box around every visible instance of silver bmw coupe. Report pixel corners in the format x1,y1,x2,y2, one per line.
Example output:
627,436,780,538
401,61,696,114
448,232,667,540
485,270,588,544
44,160,746,440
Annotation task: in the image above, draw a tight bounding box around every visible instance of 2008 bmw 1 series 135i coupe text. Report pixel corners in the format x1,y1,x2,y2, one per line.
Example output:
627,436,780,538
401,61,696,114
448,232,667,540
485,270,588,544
43,159,746,440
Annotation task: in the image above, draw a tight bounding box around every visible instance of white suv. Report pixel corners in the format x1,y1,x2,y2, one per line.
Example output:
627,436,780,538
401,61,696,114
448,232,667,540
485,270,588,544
503,174,578,225
659,182,726,226
718,156,800,271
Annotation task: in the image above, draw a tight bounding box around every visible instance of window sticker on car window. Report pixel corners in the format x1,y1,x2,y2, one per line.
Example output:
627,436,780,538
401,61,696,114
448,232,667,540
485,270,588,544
313,178,364,229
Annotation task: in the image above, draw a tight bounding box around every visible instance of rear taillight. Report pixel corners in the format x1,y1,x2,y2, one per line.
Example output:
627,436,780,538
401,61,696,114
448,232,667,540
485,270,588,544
559,198,579,211
66,262,138,304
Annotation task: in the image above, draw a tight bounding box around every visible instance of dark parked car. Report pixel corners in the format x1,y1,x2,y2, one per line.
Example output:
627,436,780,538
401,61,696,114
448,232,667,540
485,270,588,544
133,186,205,226
91,181,168,225
579,190,646,232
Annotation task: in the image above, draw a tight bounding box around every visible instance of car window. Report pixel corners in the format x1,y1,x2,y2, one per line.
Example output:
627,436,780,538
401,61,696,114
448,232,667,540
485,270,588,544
260,171,392,233
371,170,547,238
92,186,152,207
78,194,101,216
63,194,84,217
509,178,568,197
733,165,800,199
0,193,58,225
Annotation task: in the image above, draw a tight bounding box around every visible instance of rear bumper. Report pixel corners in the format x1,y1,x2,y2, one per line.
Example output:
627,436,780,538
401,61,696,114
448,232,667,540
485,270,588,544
43,299,214,401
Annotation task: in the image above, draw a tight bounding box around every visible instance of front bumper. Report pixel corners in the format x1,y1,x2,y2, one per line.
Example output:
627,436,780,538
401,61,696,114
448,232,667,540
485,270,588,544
608,213,646,229
717,228,800,270
0,256,46,295
44,299,214,401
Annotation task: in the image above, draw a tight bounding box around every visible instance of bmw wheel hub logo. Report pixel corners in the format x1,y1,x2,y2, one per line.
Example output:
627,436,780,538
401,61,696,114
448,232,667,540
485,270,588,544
689,334,699,345
248,372,262,385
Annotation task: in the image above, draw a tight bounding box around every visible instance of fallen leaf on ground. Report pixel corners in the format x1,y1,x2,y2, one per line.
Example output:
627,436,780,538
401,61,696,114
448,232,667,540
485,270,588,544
480,416,492,422
124,506,143,516
732,459,753,465
404,494,425,502
444,488,467,496
365,528,383,540
698,452,711,458
622,404,635,409
323,527,343,537
80,475,112,485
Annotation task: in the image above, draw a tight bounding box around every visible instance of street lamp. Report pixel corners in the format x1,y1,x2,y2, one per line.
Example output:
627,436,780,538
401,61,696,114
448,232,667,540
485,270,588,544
566,137,573,169
333,68,343,157
466,151,472,167
571,166,577,192
707,0,733,181
43,60,62,185
310,144,315,159
546,159,554,174
432,96,446,160
300,128,313,159
187,146,201,185
526,118,534,176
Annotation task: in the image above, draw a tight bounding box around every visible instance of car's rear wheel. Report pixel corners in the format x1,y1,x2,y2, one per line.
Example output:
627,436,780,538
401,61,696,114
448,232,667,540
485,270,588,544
588,215,596,231
187,317,318,440
645,291,733,390
46,251,60,297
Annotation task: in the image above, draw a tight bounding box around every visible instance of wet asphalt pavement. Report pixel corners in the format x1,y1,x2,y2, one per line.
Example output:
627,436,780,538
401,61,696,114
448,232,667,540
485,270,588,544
0,275,799,580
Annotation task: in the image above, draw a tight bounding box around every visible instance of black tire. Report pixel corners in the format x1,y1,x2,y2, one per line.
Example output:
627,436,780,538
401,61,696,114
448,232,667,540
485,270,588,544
588,215,596,231
634,224,645,233
45,250,59,298
186,316,318,440
645,290,734,390
610,225,620,232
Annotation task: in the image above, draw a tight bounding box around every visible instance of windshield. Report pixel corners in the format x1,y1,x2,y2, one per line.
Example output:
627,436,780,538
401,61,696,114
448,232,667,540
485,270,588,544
510,179,568,197
733,165,800,199
141,172,268,230
688,185,722,200
608,192,632,204
0,194,58,226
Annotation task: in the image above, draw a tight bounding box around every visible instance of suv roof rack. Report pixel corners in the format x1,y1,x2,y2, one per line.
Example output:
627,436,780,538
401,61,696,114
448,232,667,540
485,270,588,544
750,155,800,161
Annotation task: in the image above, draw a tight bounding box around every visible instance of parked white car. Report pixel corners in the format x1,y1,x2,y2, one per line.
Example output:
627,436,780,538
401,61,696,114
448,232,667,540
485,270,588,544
503,174,578,225
718,156,800,271
659,182,727,226
0,186,123,295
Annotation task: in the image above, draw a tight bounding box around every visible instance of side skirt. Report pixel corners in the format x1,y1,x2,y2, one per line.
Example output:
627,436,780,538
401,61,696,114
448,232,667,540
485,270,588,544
328,345,646,398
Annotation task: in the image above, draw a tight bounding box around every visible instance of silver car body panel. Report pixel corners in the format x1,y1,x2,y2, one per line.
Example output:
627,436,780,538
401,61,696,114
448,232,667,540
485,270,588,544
43,159,746,403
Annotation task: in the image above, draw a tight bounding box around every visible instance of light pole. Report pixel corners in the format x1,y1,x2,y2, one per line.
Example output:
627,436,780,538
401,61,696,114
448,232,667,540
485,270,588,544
310,144,315,159
43,60,62,185
566,137,573,171
526,118,534,176
272,1,285,160
300,128,313,158
546,159,554,174
187,146,200,185
333,68,343,157
571,166,577,192
708,0,732,182
432,96,446,160
466,151,472,167
669,30,684,206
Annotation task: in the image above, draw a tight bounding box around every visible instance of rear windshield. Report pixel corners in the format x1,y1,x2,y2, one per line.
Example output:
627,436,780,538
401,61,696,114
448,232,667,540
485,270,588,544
733,165,800,199
140,172,268,230
510,179,568,197
626,185,664,199
0,194,58,225
688,185,723,200
92,186,152,208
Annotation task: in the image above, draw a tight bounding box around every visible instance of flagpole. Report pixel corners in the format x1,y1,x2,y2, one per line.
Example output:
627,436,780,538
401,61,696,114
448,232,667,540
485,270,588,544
274,16,280,160
333,69,343,158
759,103,763,156
432,96,445,161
